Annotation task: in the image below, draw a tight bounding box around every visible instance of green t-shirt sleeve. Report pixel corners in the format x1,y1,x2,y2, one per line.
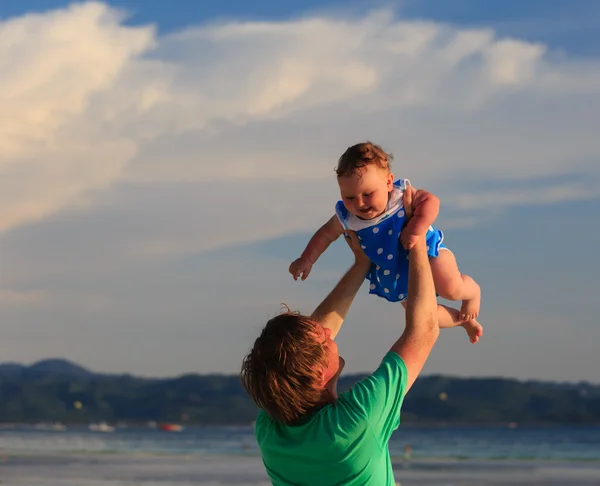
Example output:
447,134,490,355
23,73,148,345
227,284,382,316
342,351,408,444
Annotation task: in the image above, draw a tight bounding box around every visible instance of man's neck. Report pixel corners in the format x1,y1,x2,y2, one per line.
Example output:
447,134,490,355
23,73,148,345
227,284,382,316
319,386,338,404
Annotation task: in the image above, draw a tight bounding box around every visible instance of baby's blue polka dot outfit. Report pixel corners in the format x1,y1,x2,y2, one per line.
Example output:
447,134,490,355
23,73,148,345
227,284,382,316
335,179,446,302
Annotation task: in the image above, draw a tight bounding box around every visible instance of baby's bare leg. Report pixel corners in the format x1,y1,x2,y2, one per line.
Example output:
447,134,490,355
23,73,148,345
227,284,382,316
430,249,481,321
437,304,482,344
401,302,483,343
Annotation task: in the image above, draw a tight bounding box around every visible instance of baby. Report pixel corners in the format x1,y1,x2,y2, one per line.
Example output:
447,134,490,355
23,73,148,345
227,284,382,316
289,142,483,343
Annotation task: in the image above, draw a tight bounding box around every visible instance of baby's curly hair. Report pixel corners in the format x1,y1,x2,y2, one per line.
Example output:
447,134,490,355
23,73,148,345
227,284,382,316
336,141,393,178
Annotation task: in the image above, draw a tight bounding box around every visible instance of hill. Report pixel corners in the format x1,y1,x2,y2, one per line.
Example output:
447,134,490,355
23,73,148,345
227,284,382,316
0,359,598,425
29,359,92,376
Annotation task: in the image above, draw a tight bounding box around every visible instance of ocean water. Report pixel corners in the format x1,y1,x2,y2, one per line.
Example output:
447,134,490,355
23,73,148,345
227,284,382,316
1,424,599,461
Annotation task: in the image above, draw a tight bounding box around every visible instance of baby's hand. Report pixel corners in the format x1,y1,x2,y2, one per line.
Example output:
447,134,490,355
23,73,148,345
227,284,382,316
400,230,420,250
289,257,313,281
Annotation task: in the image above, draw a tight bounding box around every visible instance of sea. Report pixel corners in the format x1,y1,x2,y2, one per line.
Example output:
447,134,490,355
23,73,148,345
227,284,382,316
1,424,599,461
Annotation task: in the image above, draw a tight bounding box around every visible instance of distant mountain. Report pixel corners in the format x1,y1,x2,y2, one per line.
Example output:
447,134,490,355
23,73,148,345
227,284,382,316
0,363,25,373
0,359,93,379
28,359,92,377
0,359,599,425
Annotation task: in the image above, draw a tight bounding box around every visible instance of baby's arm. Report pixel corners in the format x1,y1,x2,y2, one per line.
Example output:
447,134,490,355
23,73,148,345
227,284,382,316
401,187,440,250
289,216,344,280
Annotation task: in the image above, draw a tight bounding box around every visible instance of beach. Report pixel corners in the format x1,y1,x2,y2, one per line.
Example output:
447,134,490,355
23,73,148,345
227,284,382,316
2,452,600,486
2,425,600,485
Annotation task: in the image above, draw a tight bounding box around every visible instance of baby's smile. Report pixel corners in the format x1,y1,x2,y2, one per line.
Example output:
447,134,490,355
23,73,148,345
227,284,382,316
355,206,384,220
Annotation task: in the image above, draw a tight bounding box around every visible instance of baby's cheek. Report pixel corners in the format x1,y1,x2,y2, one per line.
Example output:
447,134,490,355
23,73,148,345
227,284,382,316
343,201,356,214
375,196,387,210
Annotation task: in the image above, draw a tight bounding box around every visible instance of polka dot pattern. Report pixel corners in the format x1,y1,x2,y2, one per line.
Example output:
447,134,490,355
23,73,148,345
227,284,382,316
334,177,446,303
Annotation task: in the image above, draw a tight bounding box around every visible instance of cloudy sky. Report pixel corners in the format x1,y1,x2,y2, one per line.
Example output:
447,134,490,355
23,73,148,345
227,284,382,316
1,0,599,382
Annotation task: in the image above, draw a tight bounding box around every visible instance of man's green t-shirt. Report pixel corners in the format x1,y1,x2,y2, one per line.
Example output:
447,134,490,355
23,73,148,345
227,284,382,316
254,351,408,486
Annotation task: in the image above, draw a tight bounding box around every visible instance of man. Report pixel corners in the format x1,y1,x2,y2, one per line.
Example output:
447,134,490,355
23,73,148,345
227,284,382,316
240,229,439,485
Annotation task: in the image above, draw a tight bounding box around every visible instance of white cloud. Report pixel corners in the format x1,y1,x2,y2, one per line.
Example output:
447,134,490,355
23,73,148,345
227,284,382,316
0,289,47,307
2,2,600,239
484,39,545,86
0,2,153,231
447,182,598,212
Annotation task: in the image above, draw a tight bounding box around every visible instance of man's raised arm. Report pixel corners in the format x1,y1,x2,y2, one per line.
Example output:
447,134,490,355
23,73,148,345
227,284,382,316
310,232,371,339
390,237,439,392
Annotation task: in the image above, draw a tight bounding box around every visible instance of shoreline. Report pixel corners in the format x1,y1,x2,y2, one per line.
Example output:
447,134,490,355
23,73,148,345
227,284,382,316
2,452,600,486
3,421,600,428
2,448,600,463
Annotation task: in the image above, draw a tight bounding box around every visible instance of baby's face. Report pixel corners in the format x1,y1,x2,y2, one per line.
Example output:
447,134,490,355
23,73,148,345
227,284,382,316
338,165,393,220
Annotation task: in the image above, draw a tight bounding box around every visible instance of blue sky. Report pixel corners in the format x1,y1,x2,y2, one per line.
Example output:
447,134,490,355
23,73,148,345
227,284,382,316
3,0,600,55
1,0,599,382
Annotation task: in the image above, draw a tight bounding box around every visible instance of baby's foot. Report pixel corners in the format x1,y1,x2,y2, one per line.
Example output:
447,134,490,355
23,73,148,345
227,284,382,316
459,285,481,321
461,319,483,344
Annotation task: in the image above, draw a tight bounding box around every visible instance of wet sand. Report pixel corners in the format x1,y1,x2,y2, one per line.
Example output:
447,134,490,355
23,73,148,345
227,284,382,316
1,452,599,485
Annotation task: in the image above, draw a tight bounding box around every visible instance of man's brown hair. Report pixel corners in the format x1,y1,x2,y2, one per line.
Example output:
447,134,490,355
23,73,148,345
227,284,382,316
240,312,328,424
336,141,393,178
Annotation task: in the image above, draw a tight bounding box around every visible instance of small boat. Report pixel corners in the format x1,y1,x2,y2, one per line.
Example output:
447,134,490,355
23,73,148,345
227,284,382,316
158,423,183,432
89,422,115,433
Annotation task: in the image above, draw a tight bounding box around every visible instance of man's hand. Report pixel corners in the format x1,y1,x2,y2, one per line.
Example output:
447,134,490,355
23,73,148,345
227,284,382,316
400,231,419,251
342,231,371,268
400,186,439,251
289,257,313,281
403,185,414,220
400,186,417,250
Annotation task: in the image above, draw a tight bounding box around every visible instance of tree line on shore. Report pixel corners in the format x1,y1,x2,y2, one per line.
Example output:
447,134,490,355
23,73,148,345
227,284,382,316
1,359,598,425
